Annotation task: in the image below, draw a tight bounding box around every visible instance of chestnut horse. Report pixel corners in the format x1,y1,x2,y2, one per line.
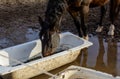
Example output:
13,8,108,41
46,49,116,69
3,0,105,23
39,0,110,57
96,0,120,35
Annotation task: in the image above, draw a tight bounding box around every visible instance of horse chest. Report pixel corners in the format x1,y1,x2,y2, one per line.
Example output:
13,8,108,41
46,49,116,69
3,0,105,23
67,0,81,7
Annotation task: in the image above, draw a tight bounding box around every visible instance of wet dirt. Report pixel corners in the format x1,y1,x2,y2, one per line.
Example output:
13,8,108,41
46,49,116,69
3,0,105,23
0,1,120,79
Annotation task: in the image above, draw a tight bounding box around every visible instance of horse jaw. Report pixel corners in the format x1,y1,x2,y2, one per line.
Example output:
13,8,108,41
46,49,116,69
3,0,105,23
42,32,60,57
38,16,44,27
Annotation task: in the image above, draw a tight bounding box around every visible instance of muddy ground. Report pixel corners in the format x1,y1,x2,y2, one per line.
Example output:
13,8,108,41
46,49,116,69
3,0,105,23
0,2,120,49
0,1,120,79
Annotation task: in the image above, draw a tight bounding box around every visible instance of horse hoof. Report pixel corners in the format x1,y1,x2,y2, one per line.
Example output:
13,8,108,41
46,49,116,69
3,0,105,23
96,26,103,32
83,35,89,40
108,31,114,36
109,24,115,30
108,24,115,36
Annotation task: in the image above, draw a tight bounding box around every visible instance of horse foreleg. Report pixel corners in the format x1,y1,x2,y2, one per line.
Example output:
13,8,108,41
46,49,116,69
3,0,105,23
108,0,119,36
96,6,107,32
68,11,83,37
80,5,89,40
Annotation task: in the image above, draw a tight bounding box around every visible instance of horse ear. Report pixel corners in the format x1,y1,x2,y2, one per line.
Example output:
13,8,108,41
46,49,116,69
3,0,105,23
38,16,44,27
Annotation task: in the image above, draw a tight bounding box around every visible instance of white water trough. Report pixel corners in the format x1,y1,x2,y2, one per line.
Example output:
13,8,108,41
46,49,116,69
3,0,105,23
0,32,92,79
50,65,120,79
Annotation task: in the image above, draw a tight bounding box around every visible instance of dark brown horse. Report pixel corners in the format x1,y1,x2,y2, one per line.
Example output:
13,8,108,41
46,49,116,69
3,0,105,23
39,0,110,57
96,0,120,35
0,76,3,79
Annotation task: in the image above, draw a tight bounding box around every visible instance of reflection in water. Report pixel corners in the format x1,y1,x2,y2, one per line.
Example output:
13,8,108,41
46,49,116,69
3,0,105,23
94,35,117,76
73,35,118,76
80,48,88,67
70,48,89,69
95,35,107,72
73,48,88,67
107,37,117,76
32,35,120,79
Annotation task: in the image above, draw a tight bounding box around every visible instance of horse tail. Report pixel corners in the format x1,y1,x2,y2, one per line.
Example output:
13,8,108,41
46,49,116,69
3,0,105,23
109,0,120,23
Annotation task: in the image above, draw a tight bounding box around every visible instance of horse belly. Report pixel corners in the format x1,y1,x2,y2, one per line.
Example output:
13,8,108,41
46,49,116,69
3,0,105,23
91,0,109,7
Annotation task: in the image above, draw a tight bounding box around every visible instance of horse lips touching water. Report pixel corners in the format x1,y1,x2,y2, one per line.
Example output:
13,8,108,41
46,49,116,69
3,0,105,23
39,0,110,57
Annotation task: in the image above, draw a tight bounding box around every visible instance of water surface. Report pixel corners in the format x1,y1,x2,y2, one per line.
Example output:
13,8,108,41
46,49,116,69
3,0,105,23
0,28,120,79
32,34,120,79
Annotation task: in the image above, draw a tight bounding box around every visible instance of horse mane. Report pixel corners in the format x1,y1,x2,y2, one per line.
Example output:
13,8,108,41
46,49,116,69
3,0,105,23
44,0,66,30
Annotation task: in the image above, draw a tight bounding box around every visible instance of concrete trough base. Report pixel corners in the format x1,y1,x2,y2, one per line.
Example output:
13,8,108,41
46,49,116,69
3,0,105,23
0,32,92,79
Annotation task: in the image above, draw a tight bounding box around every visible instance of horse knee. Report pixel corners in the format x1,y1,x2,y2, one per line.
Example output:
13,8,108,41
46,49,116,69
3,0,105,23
81,6,89,14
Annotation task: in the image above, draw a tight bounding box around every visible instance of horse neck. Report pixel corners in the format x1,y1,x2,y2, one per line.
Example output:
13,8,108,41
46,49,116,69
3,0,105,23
44,0,66,31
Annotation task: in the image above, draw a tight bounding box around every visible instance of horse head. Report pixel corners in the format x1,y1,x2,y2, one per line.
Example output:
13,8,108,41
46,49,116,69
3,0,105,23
38,16,60,57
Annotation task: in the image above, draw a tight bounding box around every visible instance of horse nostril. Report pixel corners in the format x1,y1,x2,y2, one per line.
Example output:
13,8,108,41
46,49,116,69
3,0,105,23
44,52,51,57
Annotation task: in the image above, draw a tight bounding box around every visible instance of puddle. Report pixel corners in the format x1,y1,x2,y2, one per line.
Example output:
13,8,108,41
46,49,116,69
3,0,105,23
32,34,120,79
25,28,39,41
0,28,39,49
87,35,120,76
0,38,14,49
0,27,120,78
